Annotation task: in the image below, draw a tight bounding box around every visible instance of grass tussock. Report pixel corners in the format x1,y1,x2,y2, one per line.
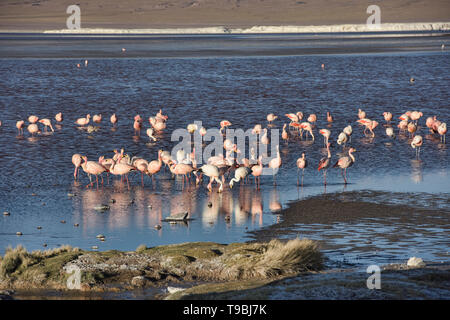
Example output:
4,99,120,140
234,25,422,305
0,245,79,279
135,244,147,253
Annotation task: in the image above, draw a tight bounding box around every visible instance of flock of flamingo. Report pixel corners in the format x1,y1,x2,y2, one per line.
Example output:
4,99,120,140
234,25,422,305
3,107,447,192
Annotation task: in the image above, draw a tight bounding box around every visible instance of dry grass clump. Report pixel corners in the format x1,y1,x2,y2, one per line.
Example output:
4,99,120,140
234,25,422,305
223,238,323,279
0,245,78,278
135,244,147,253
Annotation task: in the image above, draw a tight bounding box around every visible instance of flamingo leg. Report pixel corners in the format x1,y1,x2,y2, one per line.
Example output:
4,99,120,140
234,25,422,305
301,169,305,187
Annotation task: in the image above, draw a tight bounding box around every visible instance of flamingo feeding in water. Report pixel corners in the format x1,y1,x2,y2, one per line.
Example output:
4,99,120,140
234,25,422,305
319,128,331,147
81,156,107,189
72,154,82,180
411,135,423,158
39,119,54,132
16,120,25,135
229,166,251,188
75,114,90,126
251,156,263,190
27,123,39,137
194,164,223,193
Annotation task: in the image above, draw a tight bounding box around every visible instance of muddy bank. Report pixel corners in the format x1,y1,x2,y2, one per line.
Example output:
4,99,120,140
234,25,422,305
0,239,322,298
166,262,450,300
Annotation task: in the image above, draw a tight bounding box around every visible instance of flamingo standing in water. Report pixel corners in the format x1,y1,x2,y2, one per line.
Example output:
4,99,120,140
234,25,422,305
133,158,149,186
81,156,107,189
39,119,54,132
398,120,408,133
27,123,39,137
438,123,447,143
383,112,393,123
269,145,281,185
194,164,223,192
267,113,277,125
318,142,331,185
358,109,366,120
307,114,317,126
72,154,82,180
109,155,135,189
407,122,417,138
281,124,289,143
110,113,118,127
333,147,356,184
251,156,263,190
337,132,348,147
93,114,102,124
133,115,142,136
28,115,39,124
16,120,25,135
410,111,423,124
343,125,352,142
219,120,232,135
147,150,163,183
411,135,423,158
229,166,251,188
300,122,314,140
260,128,269,145
319,128,331,147
75,114,90,126
296,152,307,186
55,113,63,123
327,112,333,123
386,127,395,139
146,128,157,141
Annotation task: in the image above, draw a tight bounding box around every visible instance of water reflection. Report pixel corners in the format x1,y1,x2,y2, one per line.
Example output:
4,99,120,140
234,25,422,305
410,159,423,184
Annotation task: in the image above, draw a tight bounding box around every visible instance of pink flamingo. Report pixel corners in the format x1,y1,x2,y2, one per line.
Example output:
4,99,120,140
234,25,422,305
411,135,423,158
358,109,366,120
133,158,149,186
72,154,82,180
81,156,107,189
55,113,63,122
149,117,166,131
219,120,232,135
300,122,314,140
282,124,289,143
194,164,223,193
146,128,157,141
260,128,269,145
318,142,331,185
269,145,281,185
398,120,408,133
27,123,39,137
251,156,263,190
110,113,118,127
307,114,317,126
156,109,168,121
327,112,333,123
147,150,163,183
267,113,277,125
438,123,447,143
333,147,356,184
133,118,142,136
285,113,299,124
407,122,417,137
252,124,262,135
75,114,90,126
319,128,331,147
109,155,135,189
410,111,423,124
296,152,307,186
16,120,25,135
383,112,393,123
169,161,194,187
39,119,54,132
93,114,102,123
28,115,39,124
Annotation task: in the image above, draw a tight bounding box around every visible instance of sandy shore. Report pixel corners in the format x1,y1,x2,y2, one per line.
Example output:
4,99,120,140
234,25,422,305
1,0,449,32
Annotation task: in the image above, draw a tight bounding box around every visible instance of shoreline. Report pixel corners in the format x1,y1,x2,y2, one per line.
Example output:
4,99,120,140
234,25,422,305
1,22,449,35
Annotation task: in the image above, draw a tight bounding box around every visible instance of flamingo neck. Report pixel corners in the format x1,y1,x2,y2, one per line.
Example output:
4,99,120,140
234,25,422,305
349,151,355,162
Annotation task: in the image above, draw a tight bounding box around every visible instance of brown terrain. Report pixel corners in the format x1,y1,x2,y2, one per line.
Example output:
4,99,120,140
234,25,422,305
0,0,449,31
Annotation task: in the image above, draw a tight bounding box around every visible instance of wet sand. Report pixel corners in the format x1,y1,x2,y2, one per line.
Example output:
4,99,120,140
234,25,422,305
0,0,449,31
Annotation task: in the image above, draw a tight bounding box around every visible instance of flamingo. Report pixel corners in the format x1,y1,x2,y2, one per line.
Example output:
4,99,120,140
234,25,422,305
307,114,317,126
252,124,262,135
28,115,39,124
399,113,410,122
75,114,90,126
296,112,304,121
194,164,223,192
187,123,198,134
81,156,107,189
383,112,393,123
133,118,142,136
160,150,172,171
407,122,417,137
55,113,63,123
199,127,207,137
319,128,331,147
16,120,25,135
285,113,299,126
398,120,408,133
251,156,263,190
219,120,232,135
147,150,163,183
133,158,149,186
337,132,348,147
410,111,423,124
333,147,356,184
109,155,135,189
146,128,157,141
110,113,118,127
229,166,251,188
426,116,436,132
149,117,166,131
282,124,289,143
343,125,352,142
72,154,82,180
296,152,307,186
386,127,395,139
93,114,102,124
327,112,333,123
358,109,366,120
411,135,423,158
318,142,331,185
169,161,194,186
300,122,314,140
260,128,269,145
438,123,447,143
38,119,54,132
267,113,278,125
269,145,281,185
156,109,168,121
357,118,378,137
27,123,39,137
